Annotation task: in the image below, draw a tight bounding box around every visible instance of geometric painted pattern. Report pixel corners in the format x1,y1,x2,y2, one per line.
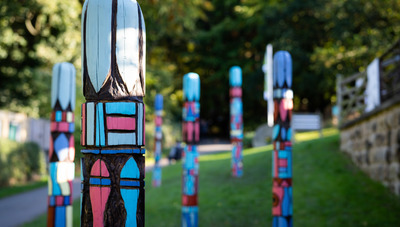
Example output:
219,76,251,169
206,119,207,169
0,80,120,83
80,101,145,148
272,51,293,227
80,0,146,226
48,62,76,227
229,66,243,177
182,73,200,227
152,94,163,187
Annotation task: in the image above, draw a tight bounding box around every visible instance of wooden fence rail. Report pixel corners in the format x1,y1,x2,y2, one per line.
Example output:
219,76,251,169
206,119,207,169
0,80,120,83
338,40,400,126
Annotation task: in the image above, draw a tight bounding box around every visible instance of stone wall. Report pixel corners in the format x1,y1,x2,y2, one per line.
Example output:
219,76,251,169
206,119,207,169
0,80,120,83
340,101,400,195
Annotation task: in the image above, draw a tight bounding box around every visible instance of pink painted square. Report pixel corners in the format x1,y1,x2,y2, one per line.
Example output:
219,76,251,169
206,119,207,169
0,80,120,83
56,196,64,206
278,159,288,167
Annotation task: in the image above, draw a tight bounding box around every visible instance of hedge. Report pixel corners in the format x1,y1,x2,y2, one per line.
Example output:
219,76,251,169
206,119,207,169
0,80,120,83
0,139,46,186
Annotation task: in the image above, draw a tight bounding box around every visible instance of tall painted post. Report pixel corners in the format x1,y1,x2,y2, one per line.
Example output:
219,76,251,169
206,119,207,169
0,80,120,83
80,0,146,226
272,51,293,227
182,73,200,227
152,94,163,187
263,44,274,127
48,62,76,227
229,66,243,177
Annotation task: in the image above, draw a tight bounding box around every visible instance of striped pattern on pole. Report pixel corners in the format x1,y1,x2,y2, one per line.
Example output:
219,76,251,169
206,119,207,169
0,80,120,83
272,51,293,227
80,0,146,226
182,73,200,227
229,66,243,177
48,62,76,227
152,94,163,187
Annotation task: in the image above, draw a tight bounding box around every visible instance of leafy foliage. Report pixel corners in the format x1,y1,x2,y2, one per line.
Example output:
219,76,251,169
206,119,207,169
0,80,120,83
0,0,81,117
2,0,400,135
0,139,46,186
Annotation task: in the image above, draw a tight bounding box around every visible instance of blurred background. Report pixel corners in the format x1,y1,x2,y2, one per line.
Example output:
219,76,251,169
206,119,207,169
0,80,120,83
1,0,400,195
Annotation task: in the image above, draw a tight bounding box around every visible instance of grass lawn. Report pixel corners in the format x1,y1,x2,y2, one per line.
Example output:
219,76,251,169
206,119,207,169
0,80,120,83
0,178,47,199
24,129,400,226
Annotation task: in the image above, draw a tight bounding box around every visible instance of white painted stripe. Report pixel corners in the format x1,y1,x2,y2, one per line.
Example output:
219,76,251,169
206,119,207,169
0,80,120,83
86,102,95,145
86,0,112,92
116,0,139,93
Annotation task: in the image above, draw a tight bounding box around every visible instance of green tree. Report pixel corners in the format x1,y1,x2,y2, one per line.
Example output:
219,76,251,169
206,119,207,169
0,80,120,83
0,0,81,117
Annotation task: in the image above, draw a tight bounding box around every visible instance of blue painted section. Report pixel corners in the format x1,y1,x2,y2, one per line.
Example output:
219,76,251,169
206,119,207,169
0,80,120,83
273,217,278,227
272,125,280,140
69,123,74,132
96,103,105,147
284,52,293,88
281,127,286,141
101,148,143,154
50,163,61,195
57,63,75,110
56,111,62,122
120,180,140,187
89,178,100,185
82,149,142,154
50,196,55,206
81,149,100,154
55,206,66,227
282,187,290,216
120,188,139,227
101,179,111,185
85,0,112,92
274,51,285,87
54,133,69,161
89,178,111,186
184,172,196,196
137,103,143,145
86,102,95,145
287,128,292,141
64,196,70,205
105,102,136,115
155,94,163,111
231,98,243,116
183,73,200,102
229,66,242,86
182,206,198,227
278,217,289,227
108,132,136,146
274,51,292,88
80,191,83,221
274,89,283,98
278,150,292,179
289,187,293,215
121,157,140,179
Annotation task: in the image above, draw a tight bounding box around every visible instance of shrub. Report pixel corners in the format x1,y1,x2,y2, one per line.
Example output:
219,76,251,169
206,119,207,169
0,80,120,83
0,139,46,186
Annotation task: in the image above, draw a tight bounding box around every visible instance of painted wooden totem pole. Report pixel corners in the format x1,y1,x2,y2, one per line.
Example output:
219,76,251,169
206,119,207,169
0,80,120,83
80,0,146,226
152,94,163,187
182,73,200,227
272,51,293,227
48,62,76,227
229,66,243,177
